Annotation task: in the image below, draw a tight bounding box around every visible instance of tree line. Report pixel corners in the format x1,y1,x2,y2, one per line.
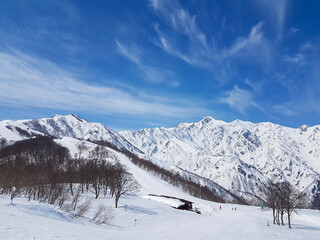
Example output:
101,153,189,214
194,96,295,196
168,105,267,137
0,136,139,208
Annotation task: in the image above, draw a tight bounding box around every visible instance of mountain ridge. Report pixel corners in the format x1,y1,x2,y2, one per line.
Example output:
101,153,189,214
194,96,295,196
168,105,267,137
1,114,319,204
119,116,320,204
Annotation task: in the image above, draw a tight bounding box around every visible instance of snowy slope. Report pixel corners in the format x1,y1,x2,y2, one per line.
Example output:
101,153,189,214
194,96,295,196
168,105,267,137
1,114,320,203
0,119,45,145
15,114,142,154
54,137,200,198
1,194,320,240
2,135,320,239
1,116,320,239
120,117,320,203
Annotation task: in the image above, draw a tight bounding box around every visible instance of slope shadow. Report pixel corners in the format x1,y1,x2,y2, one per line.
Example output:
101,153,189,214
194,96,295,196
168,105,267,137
12,203,74,223
292,224,320,232
120,204,158,215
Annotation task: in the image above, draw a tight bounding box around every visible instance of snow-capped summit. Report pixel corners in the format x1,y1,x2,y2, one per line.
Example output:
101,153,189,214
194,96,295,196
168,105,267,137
119,117,320,203
299,124,309,132
6,115,142,154
0,119,45,145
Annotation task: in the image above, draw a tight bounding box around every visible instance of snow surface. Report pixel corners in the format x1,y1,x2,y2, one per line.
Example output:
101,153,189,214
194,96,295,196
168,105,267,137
2,195,320,240
0,120,44,143
1,122,320,239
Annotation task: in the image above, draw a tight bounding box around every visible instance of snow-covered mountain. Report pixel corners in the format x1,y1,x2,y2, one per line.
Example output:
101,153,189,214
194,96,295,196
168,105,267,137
13,114,142,154
1,114,319,204
119,116,320,203
0,120,45,145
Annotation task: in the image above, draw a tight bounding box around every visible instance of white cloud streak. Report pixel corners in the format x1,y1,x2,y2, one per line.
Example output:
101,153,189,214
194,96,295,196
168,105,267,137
0,50,207,119
282,54,305,64
150,0,207,47
244,78,265,96
151,0,273,80
221,22,267,58
219,85,263,114
251,0,287,36
115,40,179,86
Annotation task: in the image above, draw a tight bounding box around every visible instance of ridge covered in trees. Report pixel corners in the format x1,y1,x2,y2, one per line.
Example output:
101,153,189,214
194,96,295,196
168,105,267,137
0,136,139,208
92,140,230,204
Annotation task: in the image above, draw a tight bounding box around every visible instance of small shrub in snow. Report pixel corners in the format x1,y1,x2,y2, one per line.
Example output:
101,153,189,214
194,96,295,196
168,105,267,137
91,204,115,224
55,188,70,208
71,189,81,211
73,198,92,218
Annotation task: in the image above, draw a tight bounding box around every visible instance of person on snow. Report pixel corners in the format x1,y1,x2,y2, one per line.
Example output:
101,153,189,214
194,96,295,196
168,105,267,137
10,186,16,204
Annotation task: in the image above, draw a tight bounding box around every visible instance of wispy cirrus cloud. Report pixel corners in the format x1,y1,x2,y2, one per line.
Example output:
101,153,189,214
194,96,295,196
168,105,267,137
251,0,288,37
150,0,216,73
115,40,179,86
115,40,142,64
219,85,263,114
151,0,273,80
273,103,297,116
150,0,207,47
288,27,299,35
0,49,208,120
221,22,269,59
282,54,306,65
244,78,264,96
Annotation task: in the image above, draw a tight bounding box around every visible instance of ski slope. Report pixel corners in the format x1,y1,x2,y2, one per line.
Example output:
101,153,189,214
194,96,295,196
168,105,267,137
1,195,320,240
1,122,320,239
1,146,320,240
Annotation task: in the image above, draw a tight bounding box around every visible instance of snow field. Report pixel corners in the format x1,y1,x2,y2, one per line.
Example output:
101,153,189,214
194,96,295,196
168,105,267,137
1,195,320,240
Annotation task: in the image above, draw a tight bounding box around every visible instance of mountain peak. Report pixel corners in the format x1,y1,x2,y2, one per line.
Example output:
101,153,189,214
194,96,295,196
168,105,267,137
201,116,214,123
51,114,87,123
299,124,309,132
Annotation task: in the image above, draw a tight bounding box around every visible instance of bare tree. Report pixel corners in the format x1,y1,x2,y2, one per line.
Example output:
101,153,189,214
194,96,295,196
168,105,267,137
56,187,70,208
66,158,77,196
262,181,304,228
281,183,305,228
113,166,140,208
77,142,88,160
276,183,289,226
262,182,278,225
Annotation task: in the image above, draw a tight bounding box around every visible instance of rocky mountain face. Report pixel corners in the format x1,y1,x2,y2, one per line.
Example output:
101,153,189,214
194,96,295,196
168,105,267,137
119,117,320,204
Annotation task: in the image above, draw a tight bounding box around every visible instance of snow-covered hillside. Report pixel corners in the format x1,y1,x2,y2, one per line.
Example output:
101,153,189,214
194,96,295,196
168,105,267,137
1,136,320,239
120,116,320,203
2,194,320,240
3,114,141,154
1,114,320,239
0,120,45,145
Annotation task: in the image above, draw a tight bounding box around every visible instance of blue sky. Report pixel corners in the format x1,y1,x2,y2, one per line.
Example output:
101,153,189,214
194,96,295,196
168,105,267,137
0,0,320,130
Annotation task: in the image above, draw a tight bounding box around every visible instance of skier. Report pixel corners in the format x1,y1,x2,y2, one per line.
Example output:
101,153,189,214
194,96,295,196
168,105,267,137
10,186,16,204
219,206,221,210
